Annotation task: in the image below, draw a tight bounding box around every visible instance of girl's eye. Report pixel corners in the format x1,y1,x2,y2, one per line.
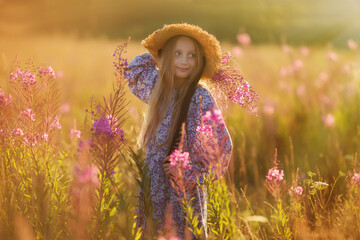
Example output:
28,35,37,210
175,51,181,56
189,53,196,58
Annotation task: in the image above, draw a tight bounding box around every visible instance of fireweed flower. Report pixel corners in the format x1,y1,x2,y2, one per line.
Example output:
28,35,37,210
290,186,304,197
73,165,99,186
169,149,191,170
70,129,81,139
39,66,56,78
19,109,36,121
10,69,36,86
112,128,124,140
327,51,338,62
202,109,225,126
348,39,358,50
0,89,11,106
92,118,113,137
322,114,335,128
266,167,284,182
300,46,310,56
49,116,61,130
237,33,251,45
12,128,24,136
24,135,39,146
41,133,49,142
352,172,360,184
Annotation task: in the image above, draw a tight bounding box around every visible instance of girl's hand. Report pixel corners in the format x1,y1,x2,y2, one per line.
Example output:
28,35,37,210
162,156,175,178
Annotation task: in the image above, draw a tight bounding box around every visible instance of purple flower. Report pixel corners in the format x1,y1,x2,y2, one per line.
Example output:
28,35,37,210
92,118,113,136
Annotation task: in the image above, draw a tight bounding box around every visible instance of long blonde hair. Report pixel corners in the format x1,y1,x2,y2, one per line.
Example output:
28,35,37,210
139,35,205,149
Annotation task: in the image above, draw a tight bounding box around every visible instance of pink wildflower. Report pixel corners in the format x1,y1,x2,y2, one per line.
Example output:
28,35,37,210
299,46,310,56
202,109,225,126
0,89,11,106
106,114,118,126
236,33,251,45
39,66,56,78
73,165,99,186
56,70,65,79
41,133,49,142
49,116,61,130
327,51,338,62
263,102,275,116
266,167,284,182
169,149,191,170
19,108,36,121
12,128,24,136
232,46,243,57
24,135,39,146
221,52,231,63
112,128,124,140
10,69,36,86
292,59,303,70
282,45,292,53
290,186,304,197
352,172,360,184
70,129,81,139
296,84,306,96
347,39,358,50
322,113,335,128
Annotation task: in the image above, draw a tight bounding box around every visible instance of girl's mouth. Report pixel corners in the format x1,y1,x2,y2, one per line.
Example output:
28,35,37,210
177,67,189,72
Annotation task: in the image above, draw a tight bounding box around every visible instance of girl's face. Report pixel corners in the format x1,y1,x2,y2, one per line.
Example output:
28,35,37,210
173,36,196,87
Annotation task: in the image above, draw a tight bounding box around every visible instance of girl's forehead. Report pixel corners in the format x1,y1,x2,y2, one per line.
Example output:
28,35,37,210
175,36,196,50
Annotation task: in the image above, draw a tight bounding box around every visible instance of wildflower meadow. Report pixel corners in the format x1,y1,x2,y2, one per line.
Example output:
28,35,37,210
0,31,360,240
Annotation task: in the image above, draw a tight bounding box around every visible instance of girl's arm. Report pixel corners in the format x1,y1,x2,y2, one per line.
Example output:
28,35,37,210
124,53,159,103
185,87,233,185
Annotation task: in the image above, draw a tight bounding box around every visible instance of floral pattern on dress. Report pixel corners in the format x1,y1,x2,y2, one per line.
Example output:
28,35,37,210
124,52,233,239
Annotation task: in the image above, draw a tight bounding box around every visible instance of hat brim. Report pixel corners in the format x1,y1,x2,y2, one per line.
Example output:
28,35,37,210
141,23,222,79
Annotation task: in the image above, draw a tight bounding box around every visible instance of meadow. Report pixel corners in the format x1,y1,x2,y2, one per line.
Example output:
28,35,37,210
0,34,359,239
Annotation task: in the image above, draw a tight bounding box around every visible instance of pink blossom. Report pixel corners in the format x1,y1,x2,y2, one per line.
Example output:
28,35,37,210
19,109,36,121
56,70,65,79
327,51,338,62
221,52,231,63
290,186,304,197
266,167,284,182
292,59,303,70
39,66,56,78
106,114,118,126
10,69,36,86
12,128,24,136
232,46,243,57
70,129,81,139
196,124,213,137
49,116,61,130
0,89,11,106
347,39,358,50
299,46,310,56
263,102,275,116
24,135,39,146
202,109,225,126
59,103,70,114
279,66,294,78
169,149,191,170
112,128,124,140
237,33,251,45
322,113,335,128
41,133,49,141
73,165,99,186
282,45,292,53
352,172,360,184
296,84,306,96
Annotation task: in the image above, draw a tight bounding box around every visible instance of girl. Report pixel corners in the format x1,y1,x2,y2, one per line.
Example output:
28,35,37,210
125,23,233,239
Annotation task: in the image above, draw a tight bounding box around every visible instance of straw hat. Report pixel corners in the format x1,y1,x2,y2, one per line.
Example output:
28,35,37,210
141,23,222,79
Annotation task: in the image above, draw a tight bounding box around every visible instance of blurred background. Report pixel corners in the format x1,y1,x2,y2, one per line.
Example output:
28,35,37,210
0,0,360,193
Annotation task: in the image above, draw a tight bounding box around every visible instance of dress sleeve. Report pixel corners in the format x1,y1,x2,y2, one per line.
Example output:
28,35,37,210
185,87,233,186
124,53,159,103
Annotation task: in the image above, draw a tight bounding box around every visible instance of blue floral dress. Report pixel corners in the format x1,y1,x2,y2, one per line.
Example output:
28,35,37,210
124,53,233,239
